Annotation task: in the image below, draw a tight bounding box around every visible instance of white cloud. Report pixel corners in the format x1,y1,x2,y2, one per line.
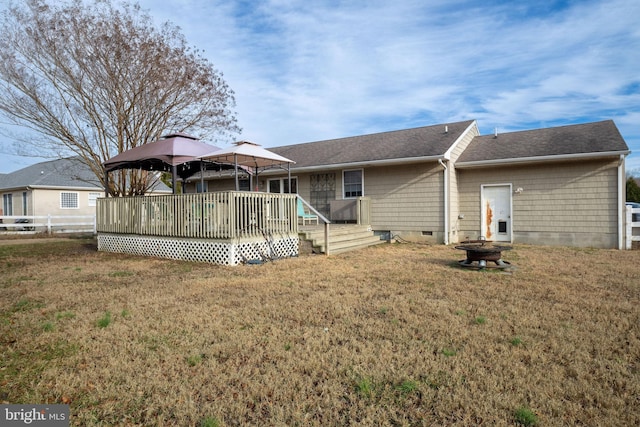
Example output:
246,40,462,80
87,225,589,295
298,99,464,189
1,0,638,173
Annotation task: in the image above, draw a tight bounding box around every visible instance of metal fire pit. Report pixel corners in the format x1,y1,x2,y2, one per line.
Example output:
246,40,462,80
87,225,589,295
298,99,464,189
455,239,513,269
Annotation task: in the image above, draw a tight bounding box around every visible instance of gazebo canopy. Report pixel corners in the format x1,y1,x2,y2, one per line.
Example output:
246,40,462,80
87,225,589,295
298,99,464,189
199,140,295,170
102,133,226,195
103,133,220,175
199,141,295,191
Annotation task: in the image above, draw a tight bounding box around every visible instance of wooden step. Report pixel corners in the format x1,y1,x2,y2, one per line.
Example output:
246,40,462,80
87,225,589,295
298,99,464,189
299,225,386,255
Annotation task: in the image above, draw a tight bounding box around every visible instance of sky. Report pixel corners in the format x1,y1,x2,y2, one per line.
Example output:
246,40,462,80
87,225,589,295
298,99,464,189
1,0,639,174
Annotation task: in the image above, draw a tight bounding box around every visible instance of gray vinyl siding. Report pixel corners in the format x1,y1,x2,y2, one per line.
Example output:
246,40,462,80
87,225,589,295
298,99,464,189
364,163,444,236
261,163,445,237
457,159,620,248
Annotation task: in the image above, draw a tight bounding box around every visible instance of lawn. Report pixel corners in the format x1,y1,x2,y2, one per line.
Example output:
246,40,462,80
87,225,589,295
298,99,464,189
1,238,639,426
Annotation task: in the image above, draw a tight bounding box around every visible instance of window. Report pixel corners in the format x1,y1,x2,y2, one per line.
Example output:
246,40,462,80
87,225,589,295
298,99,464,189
195,181,208,193
22,192,28,215
60,192,79,209
2,194,13,215
88,192,102,207
238,179,250,191
268,177,298,194
343,170,363,198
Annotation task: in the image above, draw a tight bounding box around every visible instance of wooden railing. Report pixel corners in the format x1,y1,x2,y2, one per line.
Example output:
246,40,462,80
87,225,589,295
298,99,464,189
97,191,297,240
357,197,371,225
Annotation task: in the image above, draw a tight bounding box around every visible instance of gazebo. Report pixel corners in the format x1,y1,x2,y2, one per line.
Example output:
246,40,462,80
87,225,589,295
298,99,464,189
199,140,295,191
97,137,299,265
102,133,222,195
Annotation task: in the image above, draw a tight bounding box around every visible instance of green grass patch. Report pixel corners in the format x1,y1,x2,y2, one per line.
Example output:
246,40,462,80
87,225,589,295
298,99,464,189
56,311,76,320
396,379,418,396
13,298,45,312
355,376,374,398
474,315,487,325
96,311,112,328
199,417,220,427
187,354,203,367
514,406,538,426
441,348,457,357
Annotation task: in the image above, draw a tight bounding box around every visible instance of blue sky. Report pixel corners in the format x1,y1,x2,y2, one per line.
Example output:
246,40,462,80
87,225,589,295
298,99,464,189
1,0,639,174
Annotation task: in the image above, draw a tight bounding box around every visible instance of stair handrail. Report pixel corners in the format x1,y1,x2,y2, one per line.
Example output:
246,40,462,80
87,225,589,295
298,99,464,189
297,195,332,255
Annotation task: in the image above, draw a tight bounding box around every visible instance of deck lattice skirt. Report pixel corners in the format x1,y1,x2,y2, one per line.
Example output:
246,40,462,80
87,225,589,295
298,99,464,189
97,233,299,265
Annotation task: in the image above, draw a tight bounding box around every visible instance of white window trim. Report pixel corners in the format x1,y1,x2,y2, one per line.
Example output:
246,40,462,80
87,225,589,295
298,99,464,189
88,192,102,207
60,191,80,209
342,169,364,199
3,193,13,216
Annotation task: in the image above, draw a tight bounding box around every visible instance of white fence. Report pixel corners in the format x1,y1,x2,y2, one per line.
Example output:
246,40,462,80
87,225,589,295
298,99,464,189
0,215,96,234
626,205,640,249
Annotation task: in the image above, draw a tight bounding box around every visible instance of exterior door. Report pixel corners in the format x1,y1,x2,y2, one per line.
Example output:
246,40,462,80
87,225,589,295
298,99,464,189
481,184,512,242
310,173,335,218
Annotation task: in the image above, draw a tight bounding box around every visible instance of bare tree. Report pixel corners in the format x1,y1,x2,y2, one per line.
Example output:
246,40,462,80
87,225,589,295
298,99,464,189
0,0,240,195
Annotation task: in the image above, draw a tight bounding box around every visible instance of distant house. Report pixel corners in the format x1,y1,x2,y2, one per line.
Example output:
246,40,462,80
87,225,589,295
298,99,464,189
0,157,104,219
187,119,630,249
0,157,170,219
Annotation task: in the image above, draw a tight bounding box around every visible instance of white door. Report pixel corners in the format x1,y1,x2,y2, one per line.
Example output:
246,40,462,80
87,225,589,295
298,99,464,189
481,185,512,242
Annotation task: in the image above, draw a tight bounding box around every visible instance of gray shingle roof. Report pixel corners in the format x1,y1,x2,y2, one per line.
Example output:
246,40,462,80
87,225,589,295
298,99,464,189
0,157,102,191
457,120,629,164
270,120,475,168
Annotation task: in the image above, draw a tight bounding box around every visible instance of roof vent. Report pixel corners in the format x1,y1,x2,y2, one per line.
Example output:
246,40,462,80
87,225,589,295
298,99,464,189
444,125,448,134
494,127,498,138
161,132,198,140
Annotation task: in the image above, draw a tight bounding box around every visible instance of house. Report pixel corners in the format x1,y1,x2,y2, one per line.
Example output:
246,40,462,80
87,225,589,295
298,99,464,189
187,119,630,249
0,157,105,219
0,157,170,231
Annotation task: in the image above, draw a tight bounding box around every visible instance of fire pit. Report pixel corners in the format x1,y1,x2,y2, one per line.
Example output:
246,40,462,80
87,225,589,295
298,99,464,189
455,239,513,269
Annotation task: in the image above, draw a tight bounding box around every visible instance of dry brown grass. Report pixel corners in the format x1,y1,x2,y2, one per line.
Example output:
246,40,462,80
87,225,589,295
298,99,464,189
1,238,639,426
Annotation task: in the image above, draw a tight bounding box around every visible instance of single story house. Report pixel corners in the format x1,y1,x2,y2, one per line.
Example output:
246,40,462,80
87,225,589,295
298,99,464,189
1,157,105,219
1,157,170,231
187,119,630,249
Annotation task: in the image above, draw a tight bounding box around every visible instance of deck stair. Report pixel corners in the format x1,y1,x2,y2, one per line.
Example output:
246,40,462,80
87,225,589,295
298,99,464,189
298,224,385,255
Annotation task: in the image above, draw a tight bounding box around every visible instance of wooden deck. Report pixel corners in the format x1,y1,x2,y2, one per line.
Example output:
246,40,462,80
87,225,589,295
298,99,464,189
96,191,299,265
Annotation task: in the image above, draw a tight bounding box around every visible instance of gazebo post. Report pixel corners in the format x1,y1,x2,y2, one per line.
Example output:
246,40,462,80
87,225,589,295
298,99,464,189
200,161,205,193
104,169,110,197
234,154,239,191
171,165,177,194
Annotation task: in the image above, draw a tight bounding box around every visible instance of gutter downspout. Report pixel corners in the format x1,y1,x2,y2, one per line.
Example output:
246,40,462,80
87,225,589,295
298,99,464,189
438,159,449,245
618,154,625,250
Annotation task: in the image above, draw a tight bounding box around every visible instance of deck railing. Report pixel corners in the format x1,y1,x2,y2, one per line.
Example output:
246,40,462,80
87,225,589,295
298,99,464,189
357,197,371,225
97,191,297,240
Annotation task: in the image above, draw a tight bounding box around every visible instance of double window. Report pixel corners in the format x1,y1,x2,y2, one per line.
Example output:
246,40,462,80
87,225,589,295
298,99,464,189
268,177,298,194
343,169,363,198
